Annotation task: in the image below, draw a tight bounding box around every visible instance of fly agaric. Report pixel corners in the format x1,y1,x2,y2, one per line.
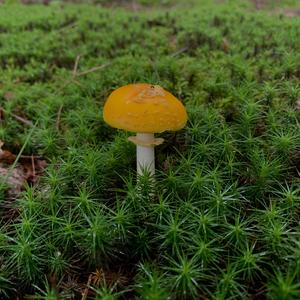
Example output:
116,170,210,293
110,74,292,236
103,83,187,175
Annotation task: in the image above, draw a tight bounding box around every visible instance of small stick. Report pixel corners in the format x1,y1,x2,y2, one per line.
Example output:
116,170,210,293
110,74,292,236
73,55,81,78
81,274,92,300
20,155,43,159
76,62,112,77
56,21,78,33
0,107,33,126
169,47,189,57
56,54,81,93
12,114,33,126
56,58,111,96
31,154,36,178
56,104,63,132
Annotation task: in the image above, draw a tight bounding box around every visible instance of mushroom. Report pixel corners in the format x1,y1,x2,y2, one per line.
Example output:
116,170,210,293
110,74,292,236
103,83,187,176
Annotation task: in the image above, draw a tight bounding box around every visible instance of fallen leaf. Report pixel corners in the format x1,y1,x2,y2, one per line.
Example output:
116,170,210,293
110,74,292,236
0,166,26,198
0,141,47,198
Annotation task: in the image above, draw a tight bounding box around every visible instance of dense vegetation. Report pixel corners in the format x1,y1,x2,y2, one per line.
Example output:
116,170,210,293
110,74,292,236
0,0,300,299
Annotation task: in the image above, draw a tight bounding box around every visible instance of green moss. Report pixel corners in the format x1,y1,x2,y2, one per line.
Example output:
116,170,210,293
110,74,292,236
0,0,300,299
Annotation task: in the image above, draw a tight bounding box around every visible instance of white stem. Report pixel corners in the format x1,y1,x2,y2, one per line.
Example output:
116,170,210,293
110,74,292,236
136,133,155,176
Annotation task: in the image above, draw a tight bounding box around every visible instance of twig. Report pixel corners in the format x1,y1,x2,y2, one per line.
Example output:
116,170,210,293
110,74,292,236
12,114,33,126
56,56,111,96
81,274,92,300
31,155,35,178
169,47,189,57
56,104,64,132
56,21,78,33
55,54,81,93
73,55,81,78
0,107,33,126
76,62,112,77
20,155,43,159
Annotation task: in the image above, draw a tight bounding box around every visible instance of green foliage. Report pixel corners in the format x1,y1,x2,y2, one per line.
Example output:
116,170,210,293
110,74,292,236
0,0,300,299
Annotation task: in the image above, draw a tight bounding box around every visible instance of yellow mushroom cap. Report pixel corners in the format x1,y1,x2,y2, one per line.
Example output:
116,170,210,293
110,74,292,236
103,83,188,133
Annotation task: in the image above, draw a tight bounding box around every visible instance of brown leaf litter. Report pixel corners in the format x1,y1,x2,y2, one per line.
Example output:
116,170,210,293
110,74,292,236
0,140,47,199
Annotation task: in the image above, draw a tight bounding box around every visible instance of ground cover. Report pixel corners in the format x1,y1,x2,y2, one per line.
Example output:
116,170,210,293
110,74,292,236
0,0,300,298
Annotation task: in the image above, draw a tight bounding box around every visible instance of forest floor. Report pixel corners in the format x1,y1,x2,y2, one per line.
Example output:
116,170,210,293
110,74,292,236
0,0,300,299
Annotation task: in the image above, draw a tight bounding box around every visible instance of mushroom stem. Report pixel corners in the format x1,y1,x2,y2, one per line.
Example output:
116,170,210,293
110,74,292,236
136,133,155,176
